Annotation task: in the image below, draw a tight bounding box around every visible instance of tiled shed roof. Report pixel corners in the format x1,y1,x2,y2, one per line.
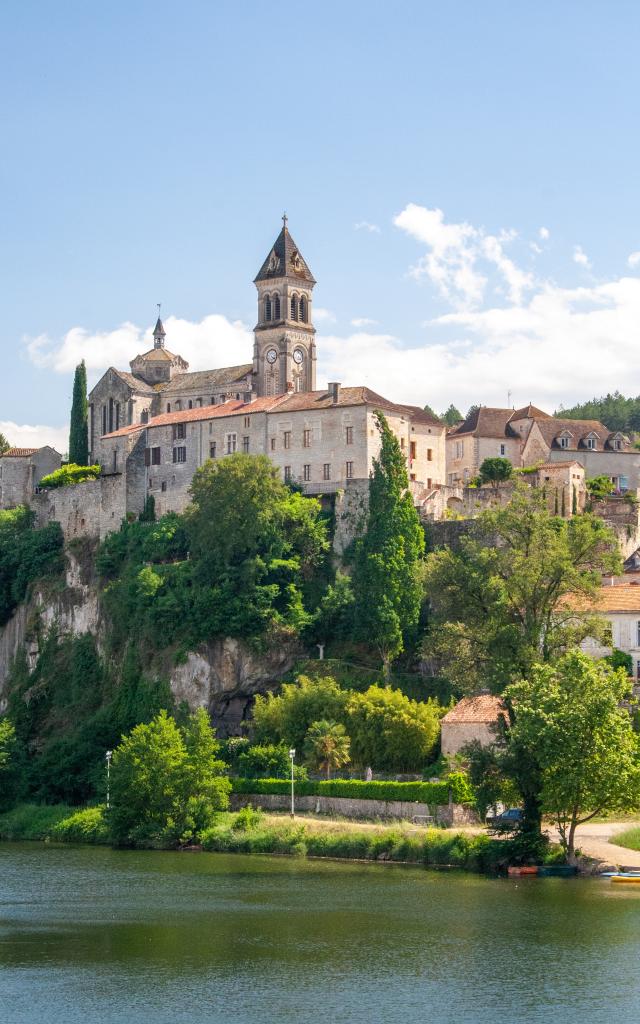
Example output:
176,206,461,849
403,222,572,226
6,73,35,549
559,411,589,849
441,695,506,724
1,447,39,457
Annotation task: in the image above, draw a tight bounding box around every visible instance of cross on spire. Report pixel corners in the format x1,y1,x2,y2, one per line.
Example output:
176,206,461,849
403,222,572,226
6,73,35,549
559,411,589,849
282,211,288,228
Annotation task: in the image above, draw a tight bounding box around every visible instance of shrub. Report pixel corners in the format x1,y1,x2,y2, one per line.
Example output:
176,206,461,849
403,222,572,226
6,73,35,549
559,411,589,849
231,776,472,806
50,806,109,844
231,805,263,831
237,743,292,779
0,803,73,840
346,685,441,771
39,463,101,489
0,507,64,625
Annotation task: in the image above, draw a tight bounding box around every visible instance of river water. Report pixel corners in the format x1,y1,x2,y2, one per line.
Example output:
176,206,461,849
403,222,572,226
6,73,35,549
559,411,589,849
1,842,639,1023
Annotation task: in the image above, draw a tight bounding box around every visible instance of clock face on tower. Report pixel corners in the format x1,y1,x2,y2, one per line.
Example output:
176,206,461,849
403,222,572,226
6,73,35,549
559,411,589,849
266,348,278,364
293,348,304,364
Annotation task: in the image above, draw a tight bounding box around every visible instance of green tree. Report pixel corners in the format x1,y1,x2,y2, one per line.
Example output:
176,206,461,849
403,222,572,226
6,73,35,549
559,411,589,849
346,685,441,771
424,486,620,693
352,411,425,676
186,455,329,638
0,507,64,626
506,650,640,861
109,709,230,847
0,719,17,808
586,475,615,501
478,456,513,491
68,360,89,465
252,675,349,751
237,743,292,778
423,403,441,420
441,404,463,426
0,433,10,455
304,720,351,778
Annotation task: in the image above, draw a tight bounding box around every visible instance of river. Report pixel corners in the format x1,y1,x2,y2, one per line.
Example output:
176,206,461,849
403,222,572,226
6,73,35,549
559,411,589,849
1,842,639,1023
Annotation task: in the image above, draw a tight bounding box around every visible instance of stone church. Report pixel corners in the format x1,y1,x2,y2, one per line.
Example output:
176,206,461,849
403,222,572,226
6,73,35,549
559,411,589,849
88,216,318,460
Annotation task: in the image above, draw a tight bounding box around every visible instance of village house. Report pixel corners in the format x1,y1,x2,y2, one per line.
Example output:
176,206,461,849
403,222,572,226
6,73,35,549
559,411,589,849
570,580,640,684
440,695,507,758
0,447,61,509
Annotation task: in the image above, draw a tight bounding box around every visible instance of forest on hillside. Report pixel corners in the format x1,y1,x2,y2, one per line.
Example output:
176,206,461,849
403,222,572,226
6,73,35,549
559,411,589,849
556,391,640,433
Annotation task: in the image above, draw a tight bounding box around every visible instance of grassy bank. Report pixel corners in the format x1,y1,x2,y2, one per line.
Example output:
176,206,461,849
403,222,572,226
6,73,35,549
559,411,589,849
0,803,508,871
614,826,640,852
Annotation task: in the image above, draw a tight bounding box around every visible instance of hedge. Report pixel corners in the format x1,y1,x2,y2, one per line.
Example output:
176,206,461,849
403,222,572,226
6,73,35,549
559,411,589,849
231,772,472,806
39,463,101,489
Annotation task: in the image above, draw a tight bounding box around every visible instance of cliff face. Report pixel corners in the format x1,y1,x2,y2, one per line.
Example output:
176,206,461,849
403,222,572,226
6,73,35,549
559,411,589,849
0,550,299,734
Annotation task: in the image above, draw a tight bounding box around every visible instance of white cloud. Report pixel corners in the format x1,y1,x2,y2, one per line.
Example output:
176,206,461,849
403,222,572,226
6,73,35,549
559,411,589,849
26,314,253,384
351,317,378,328
393,203,533,308
354,221,380,234
628,251,640,268
573,245,591,269
539,226,550,240
0,420,68,455
313,307,337,324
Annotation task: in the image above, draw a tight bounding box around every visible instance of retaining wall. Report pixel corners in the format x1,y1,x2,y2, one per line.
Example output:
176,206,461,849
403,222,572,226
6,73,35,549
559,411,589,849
230,792,478,826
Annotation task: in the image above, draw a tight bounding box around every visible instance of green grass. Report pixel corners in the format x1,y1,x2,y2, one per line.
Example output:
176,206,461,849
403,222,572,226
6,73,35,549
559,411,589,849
613,826,640,852
0,803,109,844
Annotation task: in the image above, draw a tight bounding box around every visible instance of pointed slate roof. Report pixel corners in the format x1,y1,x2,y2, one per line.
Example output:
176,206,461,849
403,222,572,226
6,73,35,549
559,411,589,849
153,317,166,337
254,222,316,285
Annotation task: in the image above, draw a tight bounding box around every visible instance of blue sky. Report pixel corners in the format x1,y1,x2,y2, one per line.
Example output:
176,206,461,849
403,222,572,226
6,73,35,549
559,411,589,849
2,1,640,450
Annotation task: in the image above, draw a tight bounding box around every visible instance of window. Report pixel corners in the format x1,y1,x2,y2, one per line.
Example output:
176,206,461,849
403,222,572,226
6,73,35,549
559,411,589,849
102,406,107,435
243,436,250,453
586,437,596,450
299,295,307,322
427,448,433,461
172,423,186,440
161,481,167,492
559,436,569,449
196,398,202,408
303,464,311,481
346,461,353,479
175,400,182,411
400,437,405,449
265,295,272,321
500,444,505,456
209,442,217,458
244,416,251,428
303,429,311,447
345,426,353,445
270,437,276,451
225,433,237,454
172,447,186,463
637,620,640,647
323,463,331,480
284,466,292,482
166,404,171,413
290,295,298,320
273,294,281,319
614,438,622,451
188,400,193,410
154,366,162,378
455,441,464,459
112,450,118,472
152,447,161,465
410,441,417,460
284,431,291,449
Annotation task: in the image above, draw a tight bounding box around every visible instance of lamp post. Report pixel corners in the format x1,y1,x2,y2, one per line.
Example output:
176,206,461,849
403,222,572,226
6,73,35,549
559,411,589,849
289,748,296,818
105,750,112,810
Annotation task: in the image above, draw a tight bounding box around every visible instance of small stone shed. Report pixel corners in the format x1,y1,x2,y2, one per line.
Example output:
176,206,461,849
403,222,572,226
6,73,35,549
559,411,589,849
440,694,507,757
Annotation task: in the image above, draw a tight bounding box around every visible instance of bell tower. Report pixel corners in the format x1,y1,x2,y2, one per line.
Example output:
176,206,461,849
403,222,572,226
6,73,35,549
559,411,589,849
253,215,317,397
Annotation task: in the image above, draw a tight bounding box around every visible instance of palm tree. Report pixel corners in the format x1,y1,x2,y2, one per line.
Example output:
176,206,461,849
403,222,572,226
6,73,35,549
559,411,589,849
304,720,351,779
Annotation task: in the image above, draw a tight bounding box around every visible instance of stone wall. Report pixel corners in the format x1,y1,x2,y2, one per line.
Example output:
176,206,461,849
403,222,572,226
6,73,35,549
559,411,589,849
32,475,127,541
231,792,479,826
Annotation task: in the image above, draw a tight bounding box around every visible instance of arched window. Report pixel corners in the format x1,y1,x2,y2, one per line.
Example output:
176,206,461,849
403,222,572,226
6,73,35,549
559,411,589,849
273,294,281,319
290,294,298,321
264,295,272,321
166,403,171,413
188,400,193,409
299,295,307,322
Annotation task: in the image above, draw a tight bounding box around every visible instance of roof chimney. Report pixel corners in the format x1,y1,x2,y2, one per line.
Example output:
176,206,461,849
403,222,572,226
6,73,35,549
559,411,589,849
328,382,341,404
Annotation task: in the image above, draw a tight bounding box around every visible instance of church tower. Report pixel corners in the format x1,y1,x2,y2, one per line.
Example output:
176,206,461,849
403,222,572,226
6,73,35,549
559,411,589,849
253,216,317,397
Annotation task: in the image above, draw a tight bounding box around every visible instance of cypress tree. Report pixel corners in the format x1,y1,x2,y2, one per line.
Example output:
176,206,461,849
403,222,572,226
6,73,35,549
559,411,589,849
352,411,425,678
69,360,89,465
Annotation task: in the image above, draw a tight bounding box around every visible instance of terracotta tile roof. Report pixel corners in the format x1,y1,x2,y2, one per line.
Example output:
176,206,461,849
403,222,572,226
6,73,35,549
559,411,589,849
441,695,507,724
510,404,551,420
275,387,442,424
101,396,287,438
449,407,519,439
535,461,584,470
101,423,146,439
1,447,39,457
562,586,640,614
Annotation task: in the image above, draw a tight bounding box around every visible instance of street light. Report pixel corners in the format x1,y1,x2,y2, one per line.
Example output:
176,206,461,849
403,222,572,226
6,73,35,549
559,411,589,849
289,748,296,818
105,750,112,810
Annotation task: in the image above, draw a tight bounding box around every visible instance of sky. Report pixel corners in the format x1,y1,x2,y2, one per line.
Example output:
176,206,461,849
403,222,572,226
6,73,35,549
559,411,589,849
2,0,640,453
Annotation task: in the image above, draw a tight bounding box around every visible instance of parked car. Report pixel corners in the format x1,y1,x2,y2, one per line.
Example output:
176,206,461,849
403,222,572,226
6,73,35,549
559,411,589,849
486,807,523,830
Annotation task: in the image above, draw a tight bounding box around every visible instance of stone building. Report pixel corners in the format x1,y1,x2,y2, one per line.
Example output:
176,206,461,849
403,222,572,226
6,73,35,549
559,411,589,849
440,695,507,758
446,403,640,491
0,446,61,509
87,217,318,461
564,581,640,684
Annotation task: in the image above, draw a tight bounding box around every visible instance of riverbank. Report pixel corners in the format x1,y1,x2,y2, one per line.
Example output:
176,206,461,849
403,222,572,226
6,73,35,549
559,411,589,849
0,803,512,871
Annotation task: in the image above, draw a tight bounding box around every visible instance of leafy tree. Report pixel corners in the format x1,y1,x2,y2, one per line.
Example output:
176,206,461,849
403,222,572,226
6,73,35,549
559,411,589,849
252,675,349,751
422,404,441,420
0,507,64,625
464,739,519,820
424,486,620,693
604,648,633,674
346,685,441,771
109,709,230,847
305,571,355,644
186,455,329,638
441,404,463,426
556,391,640,433
465,404,479,419
139,495,156,522
478,457,513,490
237,743,292,778
69,360,89,465
0,433,10,455
352,411,425,676
586,475,615,501
0,719,17,809
304,720,351,778
506,650,640,862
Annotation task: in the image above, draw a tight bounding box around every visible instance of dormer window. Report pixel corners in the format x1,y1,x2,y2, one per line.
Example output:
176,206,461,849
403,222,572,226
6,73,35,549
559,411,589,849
586,436,597,450
559,436,569,449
